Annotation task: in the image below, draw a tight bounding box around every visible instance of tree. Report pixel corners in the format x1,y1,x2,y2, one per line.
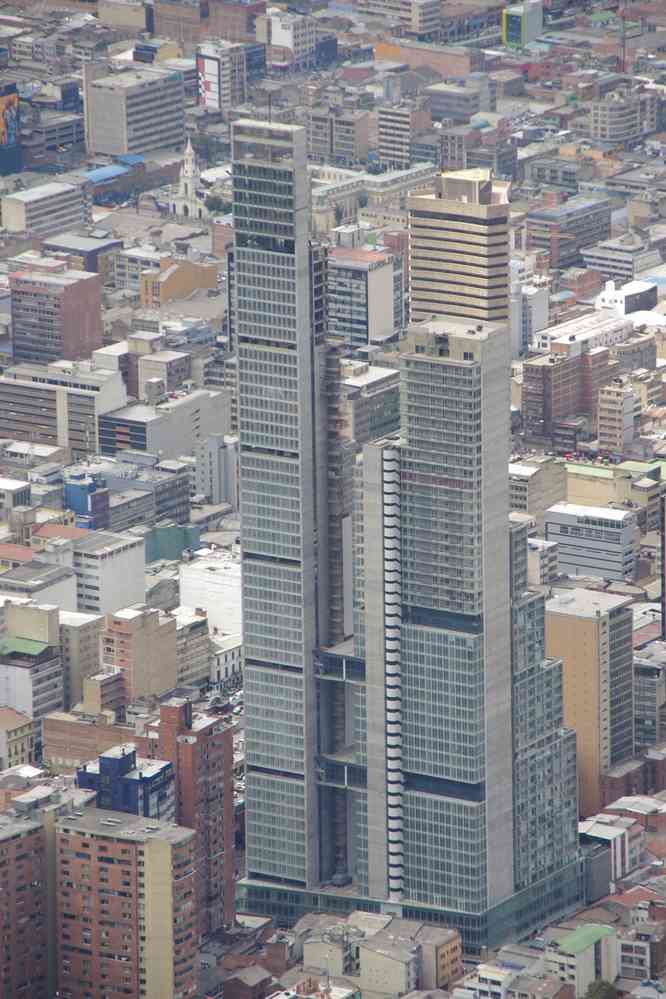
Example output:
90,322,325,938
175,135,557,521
205,195,231,215
584,981,619,999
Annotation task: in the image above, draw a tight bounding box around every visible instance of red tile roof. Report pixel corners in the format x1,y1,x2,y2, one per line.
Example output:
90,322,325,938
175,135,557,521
0,543,33,563
33,524,89,540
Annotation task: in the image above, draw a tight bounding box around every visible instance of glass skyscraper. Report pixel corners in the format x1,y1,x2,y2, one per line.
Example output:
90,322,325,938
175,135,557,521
235,149,582,949
232,119,328,887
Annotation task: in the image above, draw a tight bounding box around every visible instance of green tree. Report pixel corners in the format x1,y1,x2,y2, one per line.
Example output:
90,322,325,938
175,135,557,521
205,195,231,215
584,981,619,999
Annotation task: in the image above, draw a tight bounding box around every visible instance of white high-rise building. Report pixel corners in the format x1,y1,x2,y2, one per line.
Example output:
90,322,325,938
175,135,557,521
197,40,247,111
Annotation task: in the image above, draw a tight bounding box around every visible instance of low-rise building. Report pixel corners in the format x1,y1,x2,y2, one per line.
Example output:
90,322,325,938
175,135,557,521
1,181,89,237
582,232,662,283
0,634,63,759
509,456,566,532
98,388,230,460
578,812,644,881
173,605,212,688
0,360,127,458
71,531,145,614
211,633,242,691
0,706,34,769
544,502,639,580
598,378,639,455
527,538,559,586
327,247,403,346
179,549,242,640
634,647,666,750
544,924,617,997
526,194,613,269
103,604,177,703
76,742,175,820
59,609,104,710
308,106,370,166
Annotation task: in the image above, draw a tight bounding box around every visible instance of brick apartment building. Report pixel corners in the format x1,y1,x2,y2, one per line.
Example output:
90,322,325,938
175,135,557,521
56,810,198,999
10,256,103,366
0,812,47,998
44,693,236,937
137,698,235,935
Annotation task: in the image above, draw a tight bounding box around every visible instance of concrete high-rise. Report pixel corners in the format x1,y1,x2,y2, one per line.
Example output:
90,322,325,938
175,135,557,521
10,256,103,365
233,119,328,889
102,604,177,704
239,305,582,950
408,168,511,324
347,319,578,948
83,64,185,156
197,40,247,111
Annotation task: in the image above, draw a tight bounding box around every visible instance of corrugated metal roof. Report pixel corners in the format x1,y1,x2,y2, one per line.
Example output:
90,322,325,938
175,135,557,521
83,164,130,183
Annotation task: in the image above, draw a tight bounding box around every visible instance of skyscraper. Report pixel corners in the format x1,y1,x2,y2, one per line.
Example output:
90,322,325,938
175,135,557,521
233,119,329,887
237,152,582,950
409,169,511,324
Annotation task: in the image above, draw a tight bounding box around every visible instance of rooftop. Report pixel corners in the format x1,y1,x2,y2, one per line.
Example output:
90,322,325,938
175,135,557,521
547,588,632,618
0,543,33,563
547,501,635,522
329,247,392,268
528,194,613,221
0,706,31,730
4,181,77,203
0,636,50,657
0,562,74,590
43,231,121,253
0,477,29,491
73,531,143,555
555,924,615,955
91,67,181,90
55,806,194,845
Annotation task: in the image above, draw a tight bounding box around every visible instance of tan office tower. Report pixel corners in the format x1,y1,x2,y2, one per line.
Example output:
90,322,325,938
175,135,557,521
545,589,634,816
409,168,511,324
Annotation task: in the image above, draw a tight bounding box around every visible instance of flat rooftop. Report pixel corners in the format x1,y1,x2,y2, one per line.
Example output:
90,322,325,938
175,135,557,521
74,531,143,555
0,706,31,729
11,268,96,287
91,67,180,90
528,194,613,220
0,811,41,842
0,476,28,491
5,181,77,203
43,231,121,252
547,501,634,521
329,247,392,268
556,924,614,956
547,588,632,618
509,462,539,478
55,807,193,845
